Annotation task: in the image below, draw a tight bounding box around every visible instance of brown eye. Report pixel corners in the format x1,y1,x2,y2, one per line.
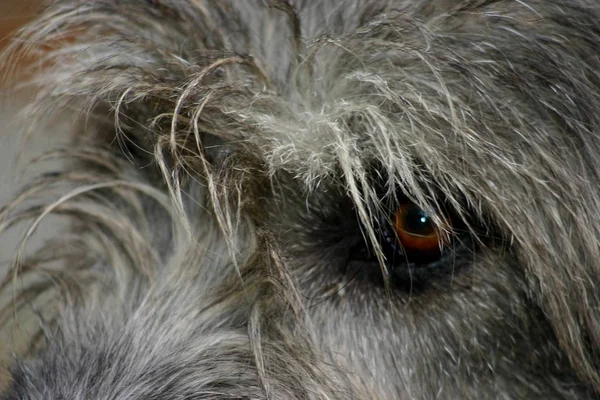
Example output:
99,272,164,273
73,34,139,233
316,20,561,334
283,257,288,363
393,203,445,254
348,193,470,290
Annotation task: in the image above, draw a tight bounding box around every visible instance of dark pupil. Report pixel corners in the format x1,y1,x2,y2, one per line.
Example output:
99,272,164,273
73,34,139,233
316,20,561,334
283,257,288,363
403,205,435,236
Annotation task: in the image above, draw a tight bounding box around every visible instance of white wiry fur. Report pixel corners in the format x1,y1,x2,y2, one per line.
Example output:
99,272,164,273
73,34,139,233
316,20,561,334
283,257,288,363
2,0,600,398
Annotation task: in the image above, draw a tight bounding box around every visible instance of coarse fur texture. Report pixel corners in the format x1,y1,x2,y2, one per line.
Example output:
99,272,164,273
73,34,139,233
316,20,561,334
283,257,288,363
2,0,600,398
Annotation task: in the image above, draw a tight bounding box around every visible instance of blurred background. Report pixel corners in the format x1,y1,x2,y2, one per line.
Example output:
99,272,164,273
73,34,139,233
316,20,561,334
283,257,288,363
0,1,39,53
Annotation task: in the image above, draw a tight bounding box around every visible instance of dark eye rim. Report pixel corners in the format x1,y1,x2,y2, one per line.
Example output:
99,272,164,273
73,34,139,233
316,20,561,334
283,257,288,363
347,226,475,292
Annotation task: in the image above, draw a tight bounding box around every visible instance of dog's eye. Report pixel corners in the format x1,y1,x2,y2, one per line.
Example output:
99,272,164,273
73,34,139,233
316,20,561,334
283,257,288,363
393,203,442,253
382,202,449,264
345,193,471,291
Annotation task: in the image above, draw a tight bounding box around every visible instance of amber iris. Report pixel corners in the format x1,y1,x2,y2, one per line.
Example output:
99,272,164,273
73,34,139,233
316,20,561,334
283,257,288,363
393,203,443,254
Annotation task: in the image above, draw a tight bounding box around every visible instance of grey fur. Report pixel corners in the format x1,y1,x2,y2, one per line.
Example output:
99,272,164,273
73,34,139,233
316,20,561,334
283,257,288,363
2,0,600,398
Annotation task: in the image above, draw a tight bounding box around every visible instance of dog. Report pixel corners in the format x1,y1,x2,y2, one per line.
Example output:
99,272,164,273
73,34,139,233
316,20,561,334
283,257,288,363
2,0,600,398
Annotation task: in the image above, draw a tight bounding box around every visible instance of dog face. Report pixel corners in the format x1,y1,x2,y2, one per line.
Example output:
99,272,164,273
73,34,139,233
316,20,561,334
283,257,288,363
3,0,600,398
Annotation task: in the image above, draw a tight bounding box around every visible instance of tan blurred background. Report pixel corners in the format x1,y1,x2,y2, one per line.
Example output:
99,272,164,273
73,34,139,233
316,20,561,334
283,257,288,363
0,1,39,47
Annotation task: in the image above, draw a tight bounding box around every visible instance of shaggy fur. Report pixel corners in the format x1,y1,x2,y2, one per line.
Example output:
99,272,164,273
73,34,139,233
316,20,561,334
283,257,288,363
2,0,600,398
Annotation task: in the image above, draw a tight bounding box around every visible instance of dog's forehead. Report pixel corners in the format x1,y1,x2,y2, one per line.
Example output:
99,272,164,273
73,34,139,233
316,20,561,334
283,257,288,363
187,1,597,243
194,2,571,195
